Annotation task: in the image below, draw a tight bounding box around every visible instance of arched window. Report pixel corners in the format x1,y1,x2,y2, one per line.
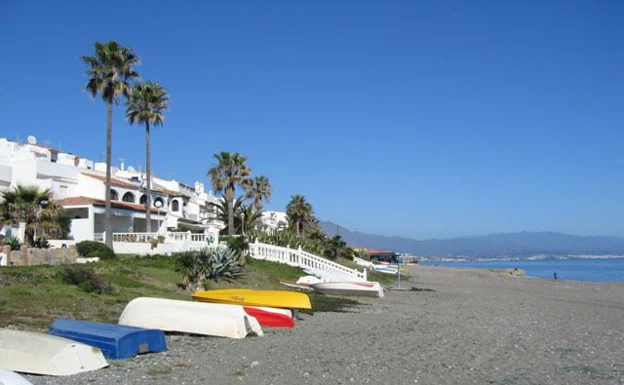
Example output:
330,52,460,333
171,200,180,212
154,197,165,209
140,194,148,205
110,189,119,201
122,192,136,203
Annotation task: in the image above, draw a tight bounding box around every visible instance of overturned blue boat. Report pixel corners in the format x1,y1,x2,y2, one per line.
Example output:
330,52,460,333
48,319,167,359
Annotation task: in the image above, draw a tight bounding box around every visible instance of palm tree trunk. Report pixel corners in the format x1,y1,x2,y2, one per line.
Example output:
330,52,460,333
296,219,301,237
104,99,113,249
145,121,152,233
226,187,234,236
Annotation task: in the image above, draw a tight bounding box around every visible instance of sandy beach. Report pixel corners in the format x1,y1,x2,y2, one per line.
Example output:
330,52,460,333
28,265,624,385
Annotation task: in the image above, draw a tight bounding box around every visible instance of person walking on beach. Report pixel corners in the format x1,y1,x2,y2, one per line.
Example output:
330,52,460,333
553,272,557,280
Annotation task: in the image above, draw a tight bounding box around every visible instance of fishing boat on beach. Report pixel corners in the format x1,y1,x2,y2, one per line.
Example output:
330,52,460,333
311,281,384,298
0,329,108,376
0,369,34,385
118,297,264,338
192,289,312,310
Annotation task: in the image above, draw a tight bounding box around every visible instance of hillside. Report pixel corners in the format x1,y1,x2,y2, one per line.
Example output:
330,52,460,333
319,221,624,258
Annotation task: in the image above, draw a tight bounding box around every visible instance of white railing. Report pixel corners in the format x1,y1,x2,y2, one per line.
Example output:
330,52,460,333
93,233,104,242
106,232,366,281
166,232,212,244
110,232,213,244
248,240,367,282
112,232,157,243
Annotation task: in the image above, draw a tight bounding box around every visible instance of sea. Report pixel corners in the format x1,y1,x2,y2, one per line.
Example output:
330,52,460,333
419,258,624,283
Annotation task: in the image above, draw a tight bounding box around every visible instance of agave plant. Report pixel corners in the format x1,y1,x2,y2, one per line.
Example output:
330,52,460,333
2,235,21,251
173,247,245,291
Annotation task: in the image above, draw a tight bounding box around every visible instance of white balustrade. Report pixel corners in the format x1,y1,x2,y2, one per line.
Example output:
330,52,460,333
248,240,366,281
112,232,157,243
107,232,365,281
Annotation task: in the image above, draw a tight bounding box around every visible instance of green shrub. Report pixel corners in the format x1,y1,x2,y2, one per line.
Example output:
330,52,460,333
204,247,245,282
172,247,244,291
76,240,117,260
2,235,21,251
58,265,115,294
34,237,50,249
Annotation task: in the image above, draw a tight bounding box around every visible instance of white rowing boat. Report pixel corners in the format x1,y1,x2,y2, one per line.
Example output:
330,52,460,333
119,297,263,339
311,281,384,298
0,369,35,385
0,329,108,376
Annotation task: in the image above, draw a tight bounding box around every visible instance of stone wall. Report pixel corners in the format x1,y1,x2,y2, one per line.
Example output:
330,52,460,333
0,245,78,266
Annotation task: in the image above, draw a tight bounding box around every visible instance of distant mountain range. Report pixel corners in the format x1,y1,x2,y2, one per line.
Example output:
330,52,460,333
318,221,624,258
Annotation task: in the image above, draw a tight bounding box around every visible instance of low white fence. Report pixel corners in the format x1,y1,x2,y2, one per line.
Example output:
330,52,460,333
105,232,366,281
248,240,367,282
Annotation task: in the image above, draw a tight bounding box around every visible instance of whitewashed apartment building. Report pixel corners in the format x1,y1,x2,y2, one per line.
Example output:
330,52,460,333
0,136,222,242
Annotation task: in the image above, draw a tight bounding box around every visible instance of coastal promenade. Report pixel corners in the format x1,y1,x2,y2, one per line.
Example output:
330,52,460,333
29,265,624,385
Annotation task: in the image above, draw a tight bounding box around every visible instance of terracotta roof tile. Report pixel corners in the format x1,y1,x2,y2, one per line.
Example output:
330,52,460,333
57,196,165,214
82,173,139,189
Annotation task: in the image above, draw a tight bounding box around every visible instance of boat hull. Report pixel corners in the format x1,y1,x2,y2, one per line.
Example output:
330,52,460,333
0,329,108,376
311,282,384,298
119,297,263,339
279,280,313,291
243,306,295,328
48,319,167,359
0,369,34,385
192,289,312,310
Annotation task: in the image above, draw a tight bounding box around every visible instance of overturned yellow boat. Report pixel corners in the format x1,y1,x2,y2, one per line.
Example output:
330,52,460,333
192,289,312,310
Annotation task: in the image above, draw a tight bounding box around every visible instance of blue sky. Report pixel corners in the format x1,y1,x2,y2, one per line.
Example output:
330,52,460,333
0,1,622,239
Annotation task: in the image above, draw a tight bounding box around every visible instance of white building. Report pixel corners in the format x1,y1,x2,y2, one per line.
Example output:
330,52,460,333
0,136,221,242
260,210,289,232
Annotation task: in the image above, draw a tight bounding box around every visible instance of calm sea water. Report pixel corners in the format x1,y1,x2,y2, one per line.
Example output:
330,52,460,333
420,258,624,283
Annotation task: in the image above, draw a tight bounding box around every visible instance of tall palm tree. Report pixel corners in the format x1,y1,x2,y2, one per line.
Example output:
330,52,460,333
210,195,246,235
240,204,262,235
125,81,170,233
81,41,140,248
208,152,251,236
286,194,314,237
0,185,63,246
246,176,272,211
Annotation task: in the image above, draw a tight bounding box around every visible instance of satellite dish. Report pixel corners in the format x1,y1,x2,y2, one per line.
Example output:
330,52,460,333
27,135,37,145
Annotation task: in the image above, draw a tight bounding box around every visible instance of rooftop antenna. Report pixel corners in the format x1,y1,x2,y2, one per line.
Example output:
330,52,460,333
168,172,174,180
336,222,340,237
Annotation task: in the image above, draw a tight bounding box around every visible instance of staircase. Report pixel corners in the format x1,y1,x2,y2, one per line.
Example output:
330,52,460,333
248,240,367,282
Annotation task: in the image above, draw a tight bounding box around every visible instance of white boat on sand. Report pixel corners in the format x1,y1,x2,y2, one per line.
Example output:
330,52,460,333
311,281,384,298
119,297,263,339
0,369,35,385
0,329,108,376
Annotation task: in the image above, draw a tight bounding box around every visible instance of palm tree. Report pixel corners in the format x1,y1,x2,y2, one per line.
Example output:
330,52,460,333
81,41,140,248
208,152,251,236
240,204,262,235
246,176,272,211
323,235,347,260
0,185,63,246
125,81,170,233
210,195,246,235
286,194,314,237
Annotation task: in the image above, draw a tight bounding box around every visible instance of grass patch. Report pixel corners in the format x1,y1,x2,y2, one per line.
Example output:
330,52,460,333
0,254,360,330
